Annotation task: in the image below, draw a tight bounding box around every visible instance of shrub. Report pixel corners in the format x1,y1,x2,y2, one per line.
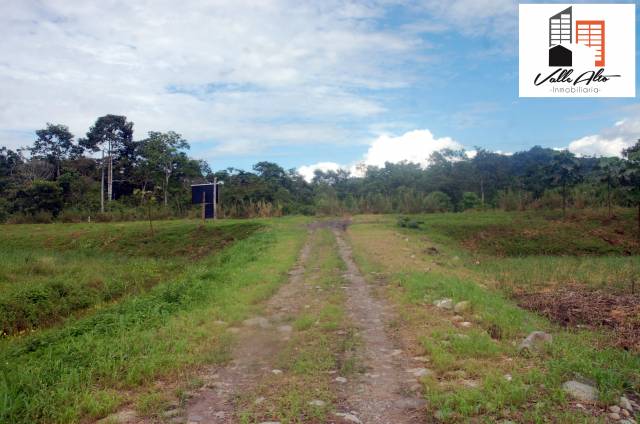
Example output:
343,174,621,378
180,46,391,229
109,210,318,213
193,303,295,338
423,191,453,213
460,192,481,211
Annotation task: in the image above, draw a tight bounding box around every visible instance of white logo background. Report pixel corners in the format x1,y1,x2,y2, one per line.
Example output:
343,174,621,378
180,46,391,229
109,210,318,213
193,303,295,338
519,4,635,98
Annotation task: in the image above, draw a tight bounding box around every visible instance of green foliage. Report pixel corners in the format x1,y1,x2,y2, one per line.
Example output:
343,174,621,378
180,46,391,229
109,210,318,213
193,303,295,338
14,180,64,217
461,192,481,210
424,191,453,213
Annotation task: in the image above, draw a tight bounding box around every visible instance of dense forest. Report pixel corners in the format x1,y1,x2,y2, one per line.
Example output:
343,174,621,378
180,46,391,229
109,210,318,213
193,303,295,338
1,114,640,223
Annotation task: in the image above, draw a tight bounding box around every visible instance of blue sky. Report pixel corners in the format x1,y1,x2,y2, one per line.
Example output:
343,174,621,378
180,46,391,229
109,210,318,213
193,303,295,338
1,1,638,179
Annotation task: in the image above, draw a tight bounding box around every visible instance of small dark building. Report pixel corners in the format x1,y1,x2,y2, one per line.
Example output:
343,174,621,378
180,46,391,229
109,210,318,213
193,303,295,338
549,45,572,67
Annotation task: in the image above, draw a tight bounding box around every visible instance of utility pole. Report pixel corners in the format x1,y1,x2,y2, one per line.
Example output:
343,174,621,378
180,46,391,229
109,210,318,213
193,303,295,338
213,177,217,220
100,150,105,213
107,140,113,202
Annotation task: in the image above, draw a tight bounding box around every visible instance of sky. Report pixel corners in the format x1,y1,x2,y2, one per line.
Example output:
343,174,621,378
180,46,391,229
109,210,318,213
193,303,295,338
1,0,638,181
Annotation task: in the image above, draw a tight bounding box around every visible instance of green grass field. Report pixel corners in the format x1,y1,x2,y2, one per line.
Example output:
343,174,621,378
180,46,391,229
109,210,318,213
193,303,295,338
1,211,638,423
349,211,640,422
0,220,261,335
0,217,308,423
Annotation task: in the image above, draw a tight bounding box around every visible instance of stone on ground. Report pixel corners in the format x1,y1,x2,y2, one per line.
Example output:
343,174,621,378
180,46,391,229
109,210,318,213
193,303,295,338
518,331,552,354
562,380,598,401
308,399,326,407
335,412,362,423
433,298,453,310
620,396,633,411
454,301,471,313
243,316,271,329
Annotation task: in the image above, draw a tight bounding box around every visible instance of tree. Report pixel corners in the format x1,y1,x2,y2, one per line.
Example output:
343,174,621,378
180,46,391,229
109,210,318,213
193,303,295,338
139,131,189,207
30,123,80,179
0,147,22,178
595,157,623,218
424,191,453,213
621,140,640,240
461,192,481,211
15,180,64,217
80,115,134,203
546,150,582,217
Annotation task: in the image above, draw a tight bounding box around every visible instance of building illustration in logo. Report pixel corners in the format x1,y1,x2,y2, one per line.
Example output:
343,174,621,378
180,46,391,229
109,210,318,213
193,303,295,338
548,7,572,66
576,20,605,66
548,6,606,67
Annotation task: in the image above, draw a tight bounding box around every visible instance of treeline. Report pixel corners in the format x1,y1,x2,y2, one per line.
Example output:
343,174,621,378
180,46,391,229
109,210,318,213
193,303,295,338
1,116,640,223
0,115,208,223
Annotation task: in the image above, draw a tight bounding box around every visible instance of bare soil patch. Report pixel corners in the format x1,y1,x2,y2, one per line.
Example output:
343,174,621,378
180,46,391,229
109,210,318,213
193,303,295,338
332,222,428,424
515,285,640,351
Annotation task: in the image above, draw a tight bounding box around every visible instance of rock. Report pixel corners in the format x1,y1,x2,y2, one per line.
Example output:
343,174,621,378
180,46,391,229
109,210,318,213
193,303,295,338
308,399,326,407
451,315,464,322
621,409,630,417
412,356,429,362
271,369,283,375
460,321,472,328
163,409,180,418
335,376,347,383
610,405,622,413
335,412,362,423
433,298,453,310
620,396,633,411
454,301,471,313
562,380,598,402
503,374,513,381
518,331,552,354
406,367,432,377
98,410,136,423
396,397,427,410
391,349,403,356
610,413,622,420
243,316,271,328
254,396,266,405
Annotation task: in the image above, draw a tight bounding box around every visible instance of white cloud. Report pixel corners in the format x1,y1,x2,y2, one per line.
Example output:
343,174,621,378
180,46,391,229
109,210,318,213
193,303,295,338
0,0,418,153
298,128,462,180
362,129,461,167
568,118,639,157
298,161,342,182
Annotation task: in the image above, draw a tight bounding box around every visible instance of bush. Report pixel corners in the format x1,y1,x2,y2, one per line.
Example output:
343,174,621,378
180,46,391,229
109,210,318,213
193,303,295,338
424,191,453,213
460,192,481,211
15,180,64,217
397,216,423,229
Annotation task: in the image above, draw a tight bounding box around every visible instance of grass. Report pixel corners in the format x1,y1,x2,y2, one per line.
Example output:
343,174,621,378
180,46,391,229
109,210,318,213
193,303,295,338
347,213,640,422
419,209,640,256
0,217,308,424
0,220,260,335
238,228,355,424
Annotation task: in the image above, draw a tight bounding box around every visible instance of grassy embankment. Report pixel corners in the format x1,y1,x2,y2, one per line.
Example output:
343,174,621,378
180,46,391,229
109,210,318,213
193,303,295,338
0,217,308,424
348,211,640,423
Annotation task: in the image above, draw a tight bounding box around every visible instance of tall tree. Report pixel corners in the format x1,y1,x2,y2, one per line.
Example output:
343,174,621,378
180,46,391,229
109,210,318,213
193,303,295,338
139,131,189,206
595,157,623,218
30,123,79,179
547,150,582,217
80,115,134,203
621,140,640,240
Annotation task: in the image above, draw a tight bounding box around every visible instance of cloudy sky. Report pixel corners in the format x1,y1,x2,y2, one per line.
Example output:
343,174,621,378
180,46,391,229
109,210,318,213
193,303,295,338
1,0,639,179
